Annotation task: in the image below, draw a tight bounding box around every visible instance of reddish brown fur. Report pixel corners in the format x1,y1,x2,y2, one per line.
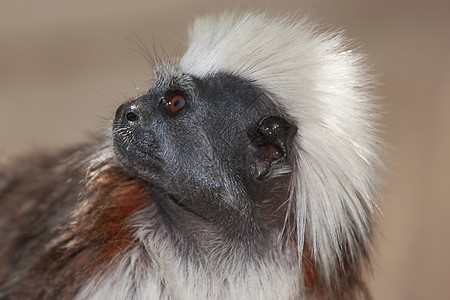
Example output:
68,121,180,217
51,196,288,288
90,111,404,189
302,242,326,298
301,241,371,299
73,164,149,275
87,170,148,264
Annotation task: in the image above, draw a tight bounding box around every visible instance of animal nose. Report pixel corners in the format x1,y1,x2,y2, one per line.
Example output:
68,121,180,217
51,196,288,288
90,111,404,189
115,102,142,126
125,109,139,122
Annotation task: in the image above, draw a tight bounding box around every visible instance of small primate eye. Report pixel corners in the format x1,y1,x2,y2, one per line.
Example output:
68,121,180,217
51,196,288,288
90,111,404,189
167,95,186,113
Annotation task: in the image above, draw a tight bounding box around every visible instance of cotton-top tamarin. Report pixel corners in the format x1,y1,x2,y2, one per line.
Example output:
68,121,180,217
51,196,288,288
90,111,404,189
0,12,382,299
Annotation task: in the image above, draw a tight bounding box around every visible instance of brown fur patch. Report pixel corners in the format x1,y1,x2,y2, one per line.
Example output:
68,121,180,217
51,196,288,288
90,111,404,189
75,164,149,274
302,242,330,298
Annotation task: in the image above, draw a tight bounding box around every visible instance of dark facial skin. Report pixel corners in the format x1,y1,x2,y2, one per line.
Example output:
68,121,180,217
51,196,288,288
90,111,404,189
113,71,297,237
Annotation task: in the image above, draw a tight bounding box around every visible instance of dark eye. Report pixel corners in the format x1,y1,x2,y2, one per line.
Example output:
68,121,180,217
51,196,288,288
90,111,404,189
167,95,186,113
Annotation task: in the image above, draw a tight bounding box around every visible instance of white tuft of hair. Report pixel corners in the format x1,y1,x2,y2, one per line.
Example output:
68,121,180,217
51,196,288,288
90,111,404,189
180,12,383,288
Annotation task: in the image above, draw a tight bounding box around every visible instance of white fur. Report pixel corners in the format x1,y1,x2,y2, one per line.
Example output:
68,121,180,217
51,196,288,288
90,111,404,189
181,12,382,288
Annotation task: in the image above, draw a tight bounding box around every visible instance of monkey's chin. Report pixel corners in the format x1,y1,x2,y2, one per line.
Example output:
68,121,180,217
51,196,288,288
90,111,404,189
113,135,164,182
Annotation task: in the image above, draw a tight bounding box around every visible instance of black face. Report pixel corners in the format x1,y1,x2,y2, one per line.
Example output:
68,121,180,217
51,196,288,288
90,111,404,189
113,70,297,226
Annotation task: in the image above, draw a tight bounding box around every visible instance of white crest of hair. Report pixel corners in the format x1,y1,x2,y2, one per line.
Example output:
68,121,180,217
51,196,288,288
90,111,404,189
180,12,382,288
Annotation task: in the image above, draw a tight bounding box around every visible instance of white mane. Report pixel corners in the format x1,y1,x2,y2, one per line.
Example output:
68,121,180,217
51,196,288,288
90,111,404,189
180,12,382,287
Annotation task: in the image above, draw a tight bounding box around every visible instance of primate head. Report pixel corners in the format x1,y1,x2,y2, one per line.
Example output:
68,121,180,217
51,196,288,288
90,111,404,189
111,12,382,293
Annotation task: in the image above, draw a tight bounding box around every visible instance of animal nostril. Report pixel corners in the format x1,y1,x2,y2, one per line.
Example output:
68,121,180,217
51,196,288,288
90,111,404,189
126,111,139,122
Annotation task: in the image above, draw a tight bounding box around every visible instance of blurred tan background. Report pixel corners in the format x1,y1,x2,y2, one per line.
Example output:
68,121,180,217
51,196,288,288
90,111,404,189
1,0,449,299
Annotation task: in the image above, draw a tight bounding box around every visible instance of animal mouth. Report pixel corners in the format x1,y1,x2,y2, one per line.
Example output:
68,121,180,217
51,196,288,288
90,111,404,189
112,127,164,173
